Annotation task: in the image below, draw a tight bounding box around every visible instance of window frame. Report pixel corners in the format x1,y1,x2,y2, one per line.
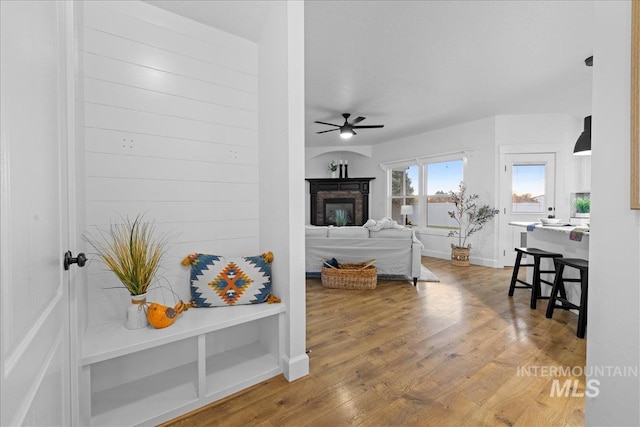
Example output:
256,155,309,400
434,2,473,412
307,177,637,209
384,152,467,231
389,165,420,225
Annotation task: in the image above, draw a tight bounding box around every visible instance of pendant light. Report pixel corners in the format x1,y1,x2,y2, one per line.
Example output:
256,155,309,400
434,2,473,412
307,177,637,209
573,115,591,156
573,56,593,156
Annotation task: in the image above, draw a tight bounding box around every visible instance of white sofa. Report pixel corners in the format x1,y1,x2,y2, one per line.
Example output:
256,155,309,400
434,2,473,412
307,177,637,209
305,225,424,285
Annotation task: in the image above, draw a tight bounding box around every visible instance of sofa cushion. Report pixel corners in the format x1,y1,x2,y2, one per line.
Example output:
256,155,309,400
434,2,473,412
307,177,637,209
305,226,328,238
369,228,413,239
327,227,369,238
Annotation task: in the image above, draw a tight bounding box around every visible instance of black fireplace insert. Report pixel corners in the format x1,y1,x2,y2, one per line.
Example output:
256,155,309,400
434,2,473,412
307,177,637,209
323,198,355,226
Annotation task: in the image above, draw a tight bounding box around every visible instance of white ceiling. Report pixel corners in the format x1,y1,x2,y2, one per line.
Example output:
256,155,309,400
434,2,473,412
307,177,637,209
145,0,595,148
144,0,269,42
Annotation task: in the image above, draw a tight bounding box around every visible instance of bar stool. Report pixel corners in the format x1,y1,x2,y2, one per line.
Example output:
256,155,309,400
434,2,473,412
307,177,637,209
508,247,563,309
545,258,589,339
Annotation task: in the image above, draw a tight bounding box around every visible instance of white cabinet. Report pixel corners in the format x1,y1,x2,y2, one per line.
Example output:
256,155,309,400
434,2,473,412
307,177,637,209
81,304,285,426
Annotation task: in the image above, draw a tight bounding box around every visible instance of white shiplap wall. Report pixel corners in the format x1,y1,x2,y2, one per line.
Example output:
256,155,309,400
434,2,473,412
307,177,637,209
82,1,259,325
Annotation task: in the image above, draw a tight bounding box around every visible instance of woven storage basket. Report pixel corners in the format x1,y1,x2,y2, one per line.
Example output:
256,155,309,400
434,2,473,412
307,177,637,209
451,247,470,267
321,259,377,290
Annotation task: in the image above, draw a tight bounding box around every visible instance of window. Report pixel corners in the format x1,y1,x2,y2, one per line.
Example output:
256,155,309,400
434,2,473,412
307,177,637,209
511,164,546,213
385,156,464,228
426,160,464,228
390,165,419,225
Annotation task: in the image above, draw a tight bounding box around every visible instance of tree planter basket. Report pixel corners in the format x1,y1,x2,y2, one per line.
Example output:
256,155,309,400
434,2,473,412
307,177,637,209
451,247,470,267
321,260,377,290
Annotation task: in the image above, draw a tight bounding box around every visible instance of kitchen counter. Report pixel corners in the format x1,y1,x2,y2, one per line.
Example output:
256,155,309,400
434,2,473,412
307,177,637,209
509,221,590,236
509,221,589,310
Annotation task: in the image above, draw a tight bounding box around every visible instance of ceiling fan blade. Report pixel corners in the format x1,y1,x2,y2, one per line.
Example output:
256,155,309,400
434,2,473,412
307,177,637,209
352,125,384,129
351,116,366,125
314,121,340,127
316,128,339,134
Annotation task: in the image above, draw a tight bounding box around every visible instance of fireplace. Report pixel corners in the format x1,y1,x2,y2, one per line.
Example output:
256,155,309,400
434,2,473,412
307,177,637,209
323,198,355,225
306,178,375,226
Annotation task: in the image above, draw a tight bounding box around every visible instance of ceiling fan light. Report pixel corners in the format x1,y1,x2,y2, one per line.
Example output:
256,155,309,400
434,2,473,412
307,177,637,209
340,128,353,139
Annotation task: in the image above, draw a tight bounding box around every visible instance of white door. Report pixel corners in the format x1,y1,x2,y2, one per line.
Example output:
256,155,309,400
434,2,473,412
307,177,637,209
1,1,74,425
499,153,556,267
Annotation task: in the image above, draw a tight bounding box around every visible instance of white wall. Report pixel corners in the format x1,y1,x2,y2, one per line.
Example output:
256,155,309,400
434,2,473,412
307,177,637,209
258,0,309,381
305,113,589,267
305,152,374,179
586,1,639,425
495,113,586,221
372,116,496,216
81,1,260,324
371,117,498,265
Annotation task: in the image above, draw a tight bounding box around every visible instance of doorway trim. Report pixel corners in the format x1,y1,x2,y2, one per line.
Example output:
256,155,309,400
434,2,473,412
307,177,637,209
498,144,565,268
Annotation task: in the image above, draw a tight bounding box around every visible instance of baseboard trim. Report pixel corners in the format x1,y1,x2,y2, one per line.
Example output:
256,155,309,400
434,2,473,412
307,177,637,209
470,256,500,268
422,249,500,268
282,353,309,381
422,249,449,259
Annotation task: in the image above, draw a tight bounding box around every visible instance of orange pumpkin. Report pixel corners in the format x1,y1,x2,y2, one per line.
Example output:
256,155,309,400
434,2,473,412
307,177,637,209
147,300,187,329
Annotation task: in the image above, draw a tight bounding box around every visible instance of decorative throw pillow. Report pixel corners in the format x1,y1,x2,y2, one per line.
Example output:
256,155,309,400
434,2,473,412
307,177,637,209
182,252,274,307
323,257,340,269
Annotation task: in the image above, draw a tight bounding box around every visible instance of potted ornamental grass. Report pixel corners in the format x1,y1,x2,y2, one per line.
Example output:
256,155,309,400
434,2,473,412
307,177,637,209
85,215,167,329
335,209,348,226
447,182,499,266
574,196,591,217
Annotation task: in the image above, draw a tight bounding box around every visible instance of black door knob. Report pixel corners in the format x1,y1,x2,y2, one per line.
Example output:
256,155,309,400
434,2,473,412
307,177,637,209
64,251,87,270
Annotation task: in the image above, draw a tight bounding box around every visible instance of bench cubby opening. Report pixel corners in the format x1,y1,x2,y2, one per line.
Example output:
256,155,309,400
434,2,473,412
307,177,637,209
81,304,286,426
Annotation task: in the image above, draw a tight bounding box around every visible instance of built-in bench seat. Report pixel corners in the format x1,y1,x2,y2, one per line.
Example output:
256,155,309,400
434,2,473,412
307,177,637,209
81,303,286,426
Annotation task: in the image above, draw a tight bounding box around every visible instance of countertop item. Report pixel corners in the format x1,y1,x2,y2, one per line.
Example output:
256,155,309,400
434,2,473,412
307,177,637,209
540,218,563,225
509,221,590,236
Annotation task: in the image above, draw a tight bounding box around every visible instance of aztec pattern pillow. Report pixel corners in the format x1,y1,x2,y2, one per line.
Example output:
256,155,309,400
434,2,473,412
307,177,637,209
183,252,273,307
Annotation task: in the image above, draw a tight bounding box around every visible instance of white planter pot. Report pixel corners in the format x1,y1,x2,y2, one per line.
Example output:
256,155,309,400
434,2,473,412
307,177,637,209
125,293,149,329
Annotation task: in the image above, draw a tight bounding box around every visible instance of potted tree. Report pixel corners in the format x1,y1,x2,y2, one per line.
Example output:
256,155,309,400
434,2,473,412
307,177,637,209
447,182,499,266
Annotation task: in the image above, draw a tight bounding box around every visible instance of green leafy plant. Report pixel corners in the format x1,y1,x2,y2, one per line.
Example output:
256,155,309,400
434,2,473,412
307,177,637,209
447,181,499,249
335,209,348,226
575,196,590,214
85,215,167,295
328,161,338,172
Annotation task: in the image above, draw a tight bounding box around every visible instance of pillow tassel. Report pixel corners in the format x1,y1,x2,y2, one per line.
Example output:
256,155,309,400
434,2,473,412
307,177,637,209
262,251,274,263
181,253,199,266
267,294,281,304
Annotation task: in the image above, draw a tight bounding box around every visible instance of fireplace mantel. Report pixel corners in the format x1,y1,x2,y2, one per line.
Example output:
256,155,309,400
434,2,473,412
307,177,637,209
306,178,375,226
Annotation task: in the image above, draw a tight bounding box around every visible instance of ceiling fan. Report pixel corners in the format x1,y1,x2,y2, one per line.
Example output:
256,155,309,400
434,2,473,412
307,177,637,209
314,113,384,139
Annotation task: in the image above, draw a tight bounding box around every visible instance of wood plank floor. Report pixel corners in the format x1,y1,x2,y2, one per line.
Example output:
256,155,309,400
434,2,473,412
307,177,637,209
164,257,586,426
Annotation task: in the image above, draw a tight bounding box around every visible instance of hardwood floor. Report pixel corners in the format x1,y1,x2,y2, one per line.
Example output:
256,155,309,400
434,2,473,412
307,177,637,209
164,257,586,426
